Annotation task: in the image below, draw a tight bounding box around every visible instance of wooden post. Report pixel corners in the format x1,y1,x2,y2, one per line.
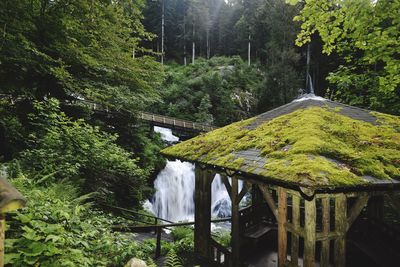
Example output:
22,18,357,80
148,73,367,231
367,195,384,221
277,187,287,267
231,176,240,266
155,227,162,258
321,197,330,267
194,167,213,260
334,194,347,267
0,214,4,267
291,195,300,265
304,197,316,267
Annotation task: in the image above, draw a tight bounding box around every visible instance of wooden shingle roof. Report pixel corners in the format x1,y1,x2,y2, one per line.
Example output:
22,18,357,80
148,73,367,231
161,95,400,192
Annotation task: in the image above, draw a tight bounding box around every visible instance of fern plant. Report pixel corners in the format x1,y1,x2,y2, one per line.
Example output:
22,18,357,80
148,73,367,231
164,249,183,267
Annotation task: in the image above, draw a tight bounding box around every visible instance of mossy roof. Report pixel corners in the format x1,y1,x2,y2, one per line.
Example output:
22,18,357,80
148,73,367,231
161,95,400,192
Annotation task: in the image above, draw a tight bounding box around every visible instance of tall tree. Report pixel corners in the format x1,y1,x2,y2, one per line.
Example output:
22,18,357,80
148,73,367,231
293,0,400,114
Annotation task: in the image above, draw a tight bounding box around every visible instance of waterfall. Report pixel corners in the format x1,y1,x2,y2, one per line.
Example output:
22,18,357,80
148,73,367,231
146,126,233,222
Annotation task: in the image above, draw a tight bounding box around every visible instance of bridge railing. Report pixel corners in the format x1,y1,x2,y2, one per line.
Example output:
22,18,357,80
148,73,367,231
139,112,217,132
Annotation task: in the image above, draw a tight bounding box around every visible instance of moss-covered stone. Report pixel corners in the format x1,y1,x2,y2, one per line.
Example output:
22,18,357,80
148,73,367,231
162,106,400,188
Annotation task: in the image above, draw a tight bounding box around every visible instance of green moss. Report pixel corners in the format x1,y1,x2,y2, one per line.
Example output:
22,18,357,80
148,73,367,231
371,111,400,130
162,107,400,188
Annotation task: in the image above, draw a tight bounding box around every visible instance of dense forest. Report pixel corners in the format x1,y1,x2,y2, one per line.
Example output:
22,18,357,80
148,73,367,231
0,0,399,266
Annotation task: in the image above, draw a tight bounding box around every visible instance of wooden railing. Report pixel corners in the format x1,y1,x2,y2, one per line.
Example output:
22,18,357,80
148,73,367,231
209,238,232,266
139,112,217,132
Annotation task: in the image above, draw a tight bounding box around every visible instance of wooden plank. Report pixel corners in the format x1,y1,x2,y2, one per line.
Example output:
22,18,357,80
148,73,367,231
0,215,4,267
221,174,232,200
259,185,278,220
236,183,248,205
334,194,347,267
277,187,287,267
194,167,213,259
347,194,369,230
155,227,162,258
304,197,316,267
291,195,300,265
321,197,330,267
231,177,240,266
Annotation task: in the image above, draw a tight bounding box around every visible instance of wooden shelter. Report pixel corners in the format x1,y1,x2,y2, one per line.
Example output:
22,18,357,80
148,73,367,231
161,95,400,267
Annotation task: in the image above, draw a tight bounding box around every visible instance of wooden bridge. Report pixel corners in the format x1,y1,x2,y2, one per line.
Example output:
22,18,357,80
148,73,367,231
138,112,217,133
73,99,217,134
2,95,218,134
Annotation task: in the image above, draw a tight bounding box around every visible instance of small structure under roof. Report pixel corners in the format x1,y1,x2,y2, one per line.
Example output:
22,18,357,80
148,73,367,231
162,95,400,267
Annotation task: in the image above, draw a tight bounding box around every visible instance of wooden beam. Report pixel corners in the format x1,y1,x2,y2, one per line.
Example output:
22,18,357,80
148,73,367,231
220,174,232,200
386,193,400,217
321,197,330,267
334,194,347,267
304,197,316,267
0,215,4,267
277,187,287,267
231,176,240,266
236,183,248,205
194,167,213,259
259,185,278,220
347,194,369,230
291,195,300,265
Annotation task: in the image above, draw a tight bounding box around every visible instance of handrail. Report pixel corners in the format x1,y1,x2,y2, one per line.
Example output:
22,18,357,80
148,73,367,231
99,203,174,224
112,217,231,231
210,238,231,266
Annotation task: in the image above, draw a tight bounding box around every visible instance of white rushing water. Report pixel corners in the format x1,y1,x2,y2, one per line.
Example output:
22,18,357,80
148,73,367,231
145,126,233,222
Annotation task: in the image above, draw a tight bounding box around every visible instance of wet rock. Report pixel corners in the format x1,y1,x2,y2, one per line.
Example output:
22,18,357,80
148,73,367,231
124,258,147,267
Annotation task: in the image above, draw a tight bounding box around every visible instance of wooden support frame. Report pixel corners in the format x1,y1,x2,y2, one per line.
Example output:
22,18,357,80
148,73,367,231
277,187,287,267
274,189,364,267
231,176,240,266
304,197,316,267
194,167,214,259
334,194,347,267
291,195,300,265
320,197,330,266
347,193,369,230
259,184,278,220
220,174,232,200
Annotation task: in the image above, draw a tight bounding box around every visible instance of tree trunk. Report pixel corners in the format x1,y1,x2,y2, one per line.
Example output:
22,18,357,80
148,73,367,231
206,29,210,59
161,0,165,65
183,3,187,66
192,16,195,65
248,34,251,66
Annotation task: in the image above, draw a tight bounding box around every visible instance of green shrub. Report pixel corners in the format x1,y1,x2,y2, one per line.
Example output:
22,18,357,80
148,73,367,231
171,226,193,241
4,173,146,266
14,99,150,207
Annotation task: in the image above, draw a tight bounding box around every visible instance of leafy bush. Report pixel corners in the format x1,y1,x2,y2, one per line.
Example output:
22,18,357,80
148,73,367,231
171,226,193,241
13,99,150,206
151,56,263,126
5,173,145,266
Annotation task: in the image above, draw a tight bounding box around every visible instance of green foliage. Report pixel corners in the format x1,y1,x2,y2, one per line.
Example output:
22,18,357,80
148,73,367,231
212,228,231,247
151,56,263,126
4,173,143,267
163,106,400,187
14,99,150,206
0,0,162,111
171,226,193,241
254,0,302,112
164,249,184,267
294,0,400,114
